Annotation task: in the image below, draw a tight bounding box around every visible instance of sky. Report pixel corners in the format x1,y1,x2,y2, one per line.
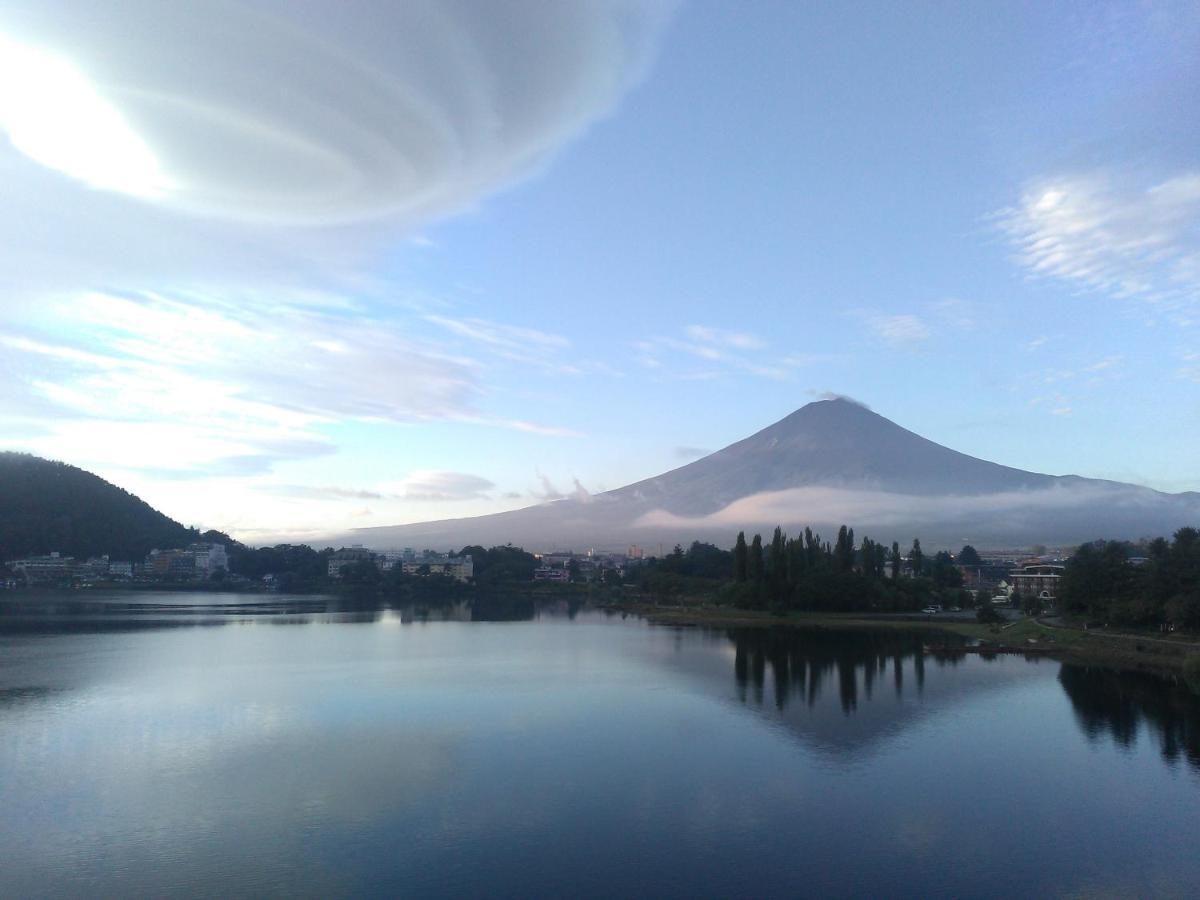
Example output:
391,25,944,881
0,0,1197,544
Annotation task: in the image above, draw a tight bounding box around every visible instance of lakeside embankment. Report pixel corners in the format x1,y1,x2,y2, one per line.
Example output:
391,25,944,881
605,602,1200,683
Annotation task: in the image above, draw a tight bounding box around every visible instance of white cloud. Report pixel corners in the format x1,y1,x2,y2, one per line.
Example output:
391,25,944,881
0,1,673,224
683,324,766,351
383,470,496,503
1083,354,1123,373
533,473,568,502
0,291,581,474
632,482,1177,532
866,314,931,348
1024,335,1048,352
807,392,872,410
1178,353,1200,383
424,314,591,375
635,326,830,380
998,171,1200,316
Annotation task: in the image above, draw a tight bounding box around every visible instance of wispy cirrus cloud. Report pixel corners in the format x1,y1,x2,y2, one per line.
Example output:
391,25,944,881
682,324,766,351
0,291,578,474
382,471,497,503
634,324,835,380
863,313,931,348
423,314,603,377
260,485,388,502
997,171,1200,319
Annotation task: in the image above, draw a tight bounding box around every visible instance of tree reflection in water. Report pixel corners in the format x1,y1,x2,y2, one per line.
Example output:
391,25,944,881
725,626,1200,772
728,627,962,713
1058,664,1200,772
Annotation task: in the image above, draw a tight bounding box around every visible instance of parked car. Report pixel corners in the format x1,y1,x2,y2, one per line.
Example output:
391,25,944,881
922,606,939,614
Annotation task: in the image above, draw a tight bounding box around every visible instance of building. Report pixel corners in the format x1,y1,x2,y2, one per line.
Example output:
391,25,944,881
190,542,228,576
400,555,474,582
8,553,75,584
327,546,377,578
533,566,569,582
1009,564,1065,600
147,548,196,579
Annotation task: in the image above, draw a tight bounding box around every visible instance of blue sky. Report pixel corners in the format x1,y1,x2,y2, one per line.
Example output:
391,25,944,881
0,1,1196,543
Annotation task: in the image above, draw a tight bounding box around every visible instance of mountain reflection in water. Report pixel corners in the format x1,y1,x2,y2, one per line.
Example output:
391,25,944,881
4,594,1199,771
3,593,1200,896
729,627,950,712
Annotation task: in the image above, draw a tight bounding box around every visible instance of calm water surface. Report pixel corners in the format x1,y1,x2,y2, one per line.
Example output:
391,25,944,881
2,592,1199,898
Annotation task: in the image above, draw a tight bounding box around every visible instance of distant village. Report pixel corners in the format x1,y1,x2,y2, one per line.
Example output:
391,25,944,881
2,542,232,589
1,538,1083,603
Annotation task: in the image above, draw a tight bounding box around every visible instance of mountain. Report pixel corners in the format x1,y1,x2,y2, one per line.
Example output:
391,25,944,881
0,452,198,562
351,399,1200,550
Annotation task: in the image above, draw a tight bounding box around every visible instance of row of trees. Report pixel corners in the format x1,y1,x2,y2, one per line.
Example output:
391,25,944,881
220,542,543,594
726,525,965,612
1058,528,1200,628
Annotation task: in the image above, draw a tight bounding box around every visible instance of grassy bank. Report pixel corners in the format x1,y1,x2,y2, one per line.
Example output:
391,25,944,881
605,602,1200,680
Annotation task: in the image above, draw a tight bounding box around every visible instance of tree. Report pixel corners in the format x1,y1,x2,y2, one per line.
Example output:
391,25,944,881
909,539,924,577
875,542,888,579
931,551,963,588
977,603,1003,624
891,541,900,579
833,526,855,574
768,526,787,598
748,534,764,582
342,559,382,585
734,532,748,583
958,545,982,567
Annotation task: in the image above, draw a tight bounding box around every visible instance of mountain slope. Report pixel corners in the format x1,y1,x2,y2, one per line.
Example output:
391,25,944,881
351,399,1199,550
0,452,197,561
610,399,1056,515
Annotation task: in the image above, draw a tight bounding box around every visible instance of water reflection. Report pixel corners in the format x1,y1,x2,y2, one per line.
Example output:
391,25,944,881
5,593,1199,776
727,627,962,713
1059,664,1200,771
3,596,1200,896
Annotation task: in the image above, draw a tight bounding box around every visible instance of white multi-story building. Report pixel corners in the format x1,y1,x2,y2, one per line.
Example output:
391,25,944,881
189,542,229,576
8,552,74,583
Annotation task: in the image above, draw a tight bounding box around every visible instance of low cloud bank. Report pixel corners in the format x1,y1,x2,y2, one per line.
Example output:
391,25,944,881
632,481,1194,533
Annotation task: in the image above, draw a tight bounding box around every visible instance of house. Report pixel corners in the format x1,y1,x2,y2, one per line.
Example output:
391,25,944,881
1009,564,1065,600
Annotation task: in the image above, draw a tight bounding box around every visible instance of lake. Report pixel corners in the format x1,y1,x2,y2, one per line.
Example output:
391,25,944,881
2,592,1199,897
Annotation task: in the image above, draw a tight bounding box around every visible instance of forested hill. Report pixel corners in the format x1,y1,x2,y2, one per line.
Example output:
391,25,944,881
0,452,199,561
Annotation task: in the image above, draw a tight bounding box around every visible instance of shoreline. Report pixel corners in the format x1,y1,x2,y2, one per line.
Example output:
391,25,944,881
605,602,1200,682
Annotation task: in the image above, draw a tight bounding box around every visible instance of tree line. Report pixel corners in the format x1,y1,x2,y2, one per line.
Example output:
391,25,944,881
725,525,966,612
1058,528,1200,629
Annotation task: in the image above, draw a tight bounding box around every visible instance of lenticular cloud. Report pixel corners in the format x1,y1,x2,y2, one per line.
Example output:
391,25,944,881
0,0,671,224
